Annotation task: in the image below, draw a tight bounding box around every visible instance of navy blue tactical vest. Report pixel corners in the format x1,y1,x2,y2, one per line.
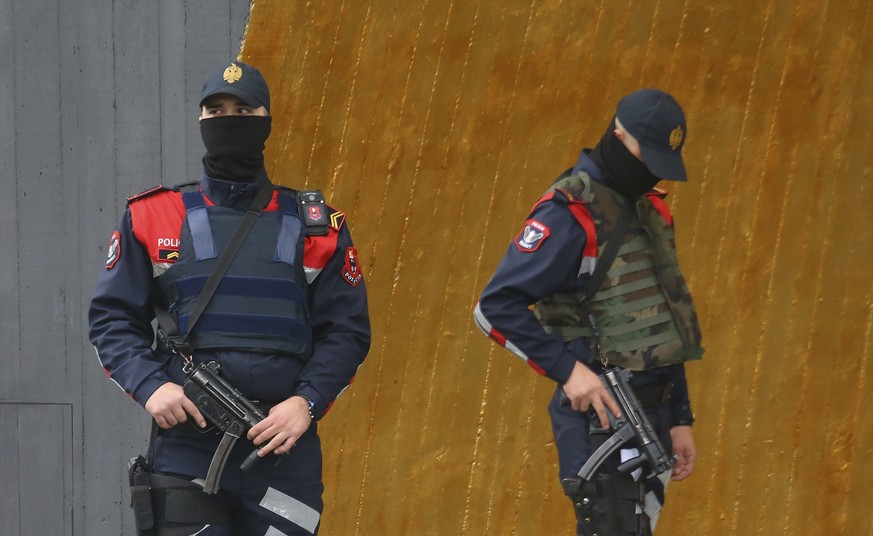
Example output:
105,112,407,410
157,190,312,359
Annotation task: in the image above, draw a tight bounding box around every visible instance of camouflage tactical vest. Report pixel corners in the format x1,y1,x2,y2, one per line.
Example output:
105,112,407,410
534,171,704,370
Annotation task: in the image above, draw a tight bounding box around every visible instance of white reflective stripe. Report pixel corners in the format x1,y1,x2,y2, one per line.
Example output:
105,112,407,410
473,303,531,363
503,339,529,363
472,302,492,335
190,526,211,535
93,347,126,394
259,487,320,534
264,526,289,536
304,266,322,284
578,255,596,277
332,358,365,405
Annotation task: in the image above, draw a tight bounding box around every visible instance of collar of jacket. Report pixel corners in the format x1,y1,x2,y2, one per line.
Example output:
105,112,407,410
199,167,269,209
572,149,606,185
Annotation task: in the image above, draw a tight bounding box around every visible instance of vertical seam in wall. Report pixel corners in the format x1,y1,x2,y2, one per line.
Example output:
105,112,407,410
391,0,456,529
699,1,774,531
460,1,537,532
9,5,22,530
837,10,873,533
728,3,799,533
639,0,662,86
328,3,372,195
304,0,347,182
350,3,403,533
366,1,432,531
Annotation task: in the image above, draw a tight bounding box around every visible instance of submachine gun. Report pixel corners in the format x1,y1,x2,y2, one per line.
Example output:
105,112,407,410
183,360,276,493
563,368,677,481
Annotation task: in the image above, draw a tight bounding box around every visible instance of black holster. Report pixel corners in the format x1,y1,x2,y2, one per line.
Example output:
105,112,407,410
128,455,230,536
562,473,651,536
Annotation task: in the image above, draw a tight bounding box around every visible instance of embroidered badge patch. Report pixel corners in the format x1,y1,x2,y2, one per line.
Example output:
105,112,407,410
515,219,550,252
342,247,363,286
105,230,121,269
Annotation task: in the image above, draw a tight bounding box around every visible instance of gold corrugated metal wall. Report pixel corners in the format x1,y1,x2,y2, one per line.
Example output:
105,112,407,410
240,1,873,534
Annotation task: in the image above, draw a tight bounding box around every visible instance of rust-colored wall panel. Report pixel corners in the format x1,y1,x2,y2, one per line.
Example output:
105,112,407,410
241,1,873,534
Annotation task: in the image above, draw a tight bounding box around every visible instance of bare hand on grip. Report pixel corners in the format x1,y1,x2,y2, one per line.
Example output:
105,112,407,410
561,361,622,428
144,382,206,430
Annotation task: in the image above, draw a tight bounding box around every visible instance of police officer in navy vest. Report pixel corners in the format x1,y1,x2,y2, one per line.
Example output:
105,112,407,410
474,89,702,535
89,61,370,535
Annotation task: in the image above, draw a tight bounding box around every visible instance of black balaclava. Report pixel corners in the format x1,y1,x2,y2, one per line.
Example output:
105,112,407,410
589,118,661,198
200,115,272,182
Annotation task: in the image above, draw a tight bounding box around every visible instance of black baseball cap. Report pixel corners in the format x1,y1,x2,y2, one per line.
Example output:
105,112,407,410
615,89,687,181
199,61,271,113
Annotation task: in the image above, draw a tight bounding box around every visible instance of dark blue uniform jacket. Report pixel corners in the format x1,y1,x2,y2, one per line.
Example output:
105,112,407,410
88,170,370,420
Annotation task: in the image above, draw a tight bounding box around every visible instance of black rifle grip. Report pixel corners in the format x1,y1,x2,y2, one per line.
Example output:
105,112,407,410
241,449,260,472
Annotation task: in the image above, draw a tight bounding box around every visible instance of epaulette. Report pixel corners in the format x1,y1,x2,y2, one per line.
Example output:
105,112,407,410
647,187,668,199
126,185,172,205
126,182,199,205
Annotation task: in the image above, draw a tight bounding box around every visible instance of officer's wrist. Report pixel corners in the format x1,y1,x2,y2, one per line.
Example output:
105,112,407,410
293,394,317,420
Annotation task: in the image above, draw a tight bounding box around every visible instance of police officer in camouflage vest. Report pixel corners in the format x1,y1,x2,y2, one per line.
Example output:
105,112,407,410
474,89,701,535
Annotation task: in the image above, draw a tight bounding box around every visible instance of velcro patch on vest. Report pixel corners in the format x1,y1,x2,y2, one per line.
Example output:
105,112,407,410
105,230,121,270
342,247,363,286
515,219,550,252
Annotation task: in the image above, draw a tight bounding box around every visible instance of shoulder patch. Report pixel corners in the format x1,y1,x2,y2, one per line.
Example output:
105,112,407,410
105,230,121,270
515,219,551,252
342,247,363,286
329,208,346,231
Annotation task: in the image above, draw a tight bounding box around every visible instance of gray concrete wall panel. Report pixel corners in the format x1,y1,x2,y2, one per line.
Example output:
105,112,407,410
1,0,252,534
0,404,75,536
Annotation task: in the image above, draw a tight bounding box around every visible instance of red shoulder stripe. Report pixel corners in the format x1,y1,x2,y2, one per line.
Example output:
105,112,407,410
566,202,598,258
645,191,673,226
304,228,339,270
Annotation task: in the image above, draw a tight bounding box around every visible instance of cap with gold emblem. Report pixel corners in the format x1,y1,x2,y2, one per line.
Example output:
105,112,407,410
199,61,271,113
616,88,687,182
